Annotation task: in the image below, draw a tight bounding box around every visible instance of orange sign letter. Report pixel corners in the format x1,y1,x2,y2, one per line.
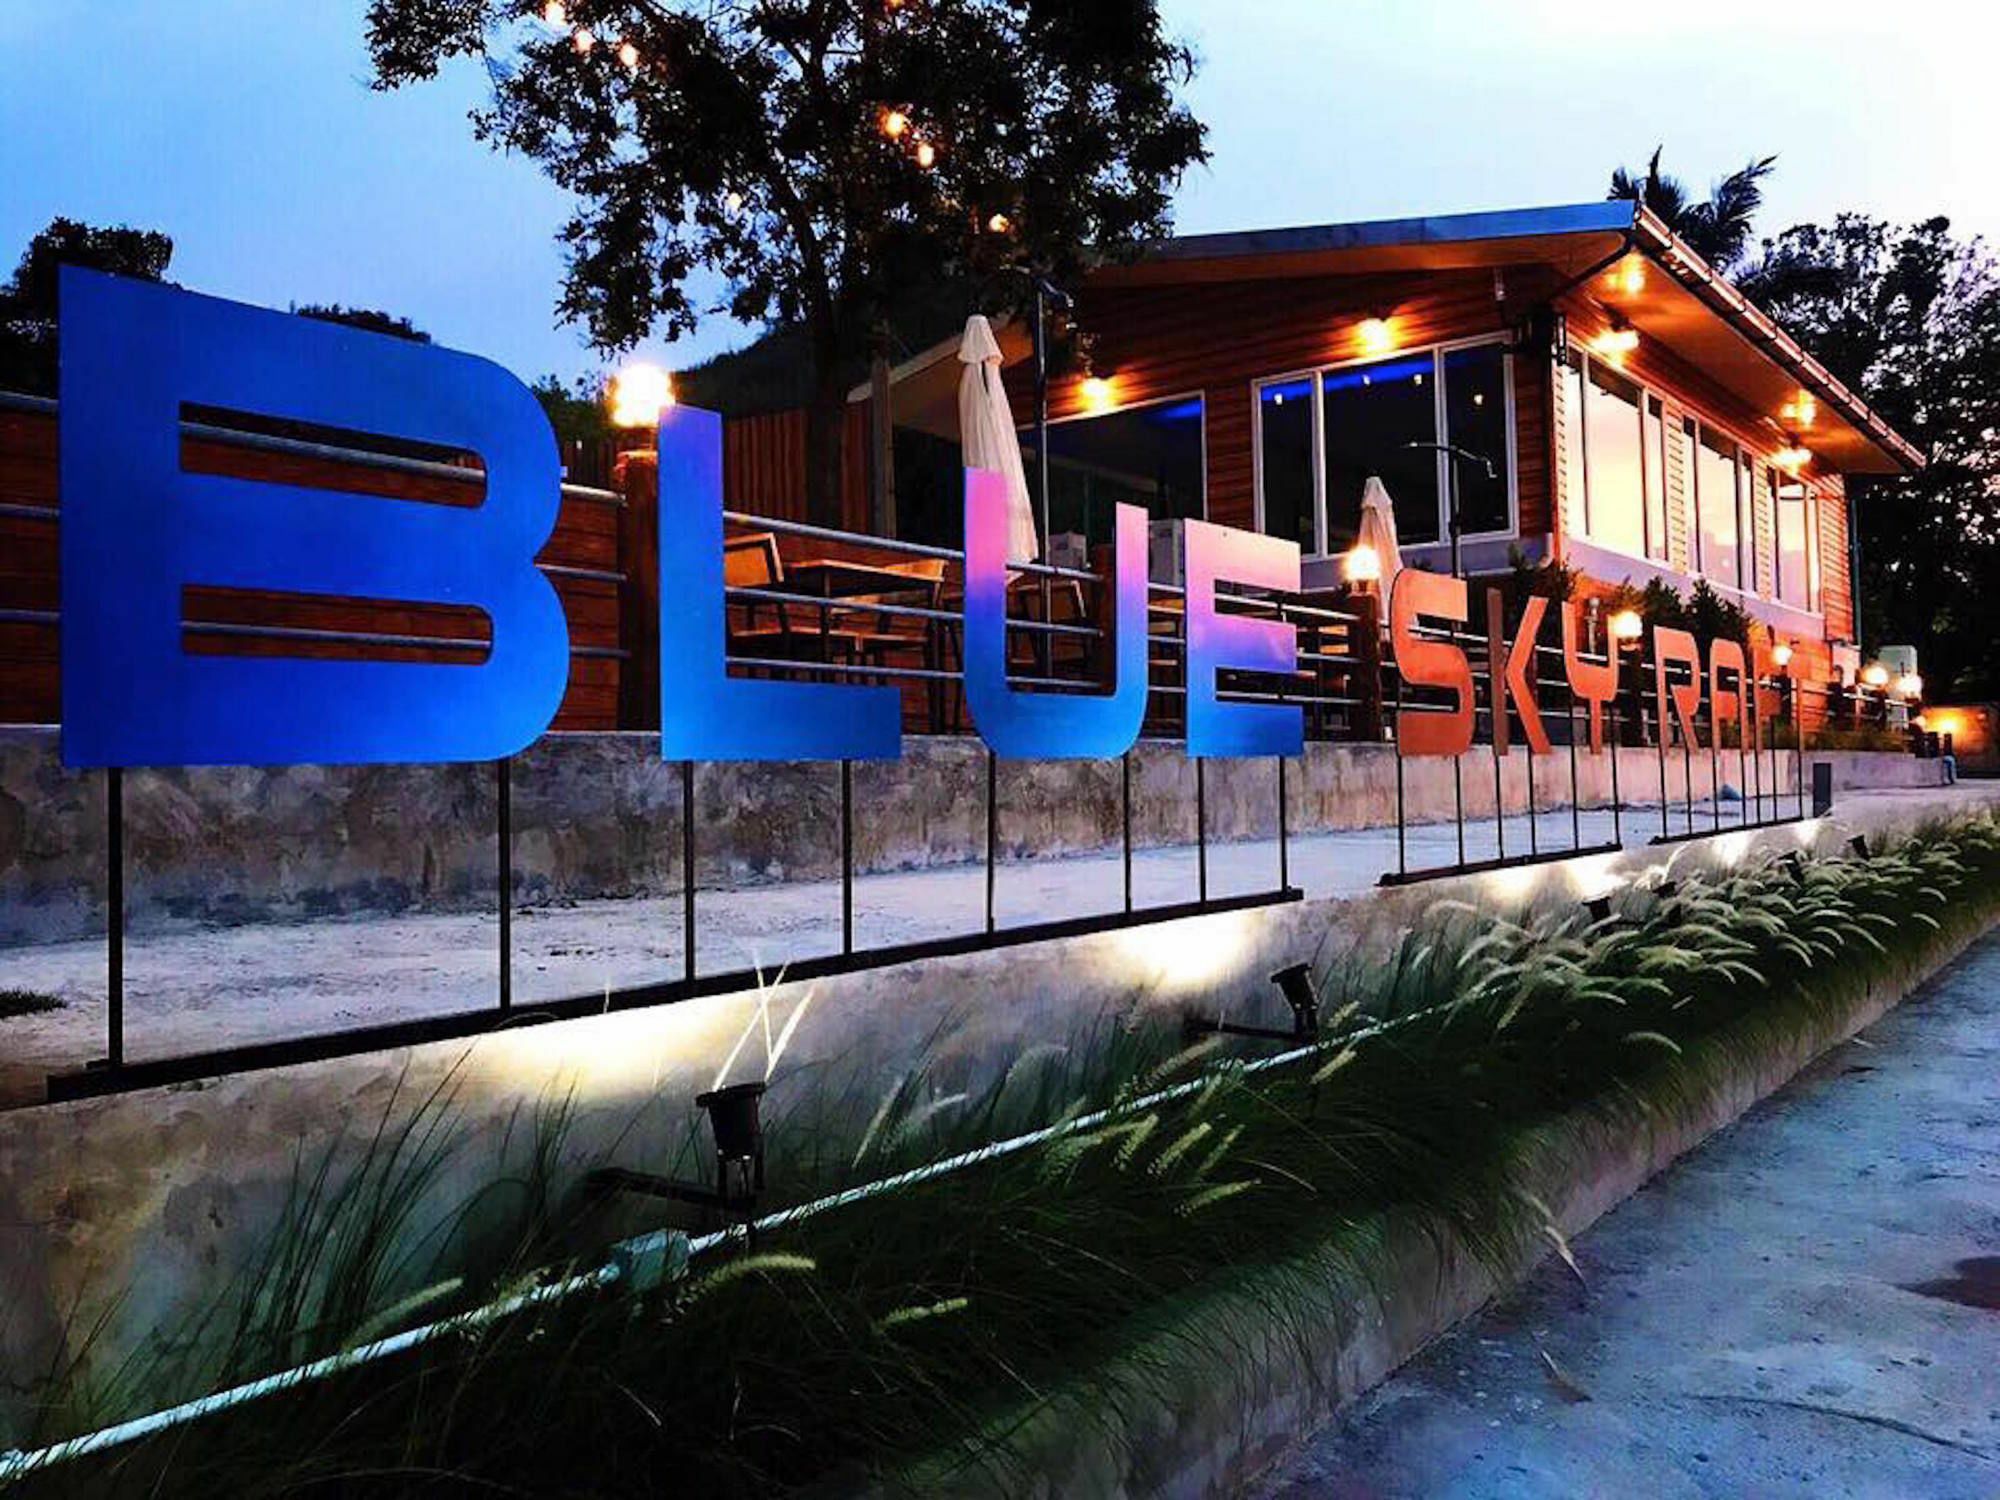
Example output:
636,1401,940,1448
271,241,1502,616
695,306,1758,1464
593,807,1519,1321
1561,603,1618,752
1654,626,1704,751
1487,589,1551,756
1392,572,1473,757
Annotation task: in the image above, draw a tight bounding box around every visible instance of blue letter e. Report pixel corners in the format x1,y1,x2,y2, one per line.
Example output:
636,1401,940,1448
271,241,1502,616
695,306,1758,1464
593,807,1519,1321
59,271,569,767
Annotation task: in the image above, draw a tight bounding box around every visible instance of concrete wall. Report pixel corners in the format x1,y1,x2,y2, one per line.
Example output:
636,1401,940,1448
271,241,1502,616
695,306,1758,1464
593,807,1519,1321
0,800,1957,1443
0,727,1943,945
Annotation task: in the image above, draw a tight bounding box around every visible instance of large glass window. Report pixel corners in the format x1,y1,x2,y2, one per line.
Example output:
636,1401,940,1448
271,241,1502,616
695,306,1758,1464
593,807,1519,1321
1323,353,1439,545
1257,341,1514,555
1775,476,1819,611
1643,396,1668,562
1695,425,1740,587
1257,378,1315,554
1026,396,1205,546
1444,344,1510,535
1582,361,1645,557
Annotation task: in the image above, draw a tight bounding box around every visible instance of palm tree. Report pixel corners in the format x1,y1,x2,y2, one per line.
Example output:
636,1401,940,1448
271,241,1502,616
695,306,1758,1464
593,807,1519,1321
1608,147,1777,274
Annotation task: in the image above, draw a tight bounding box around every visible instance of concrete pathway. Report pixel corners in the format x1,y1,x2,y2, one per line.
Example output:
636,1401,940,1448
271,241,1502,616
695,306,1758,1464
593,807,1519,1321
1261,927,2000,1500
0,784,1994,1106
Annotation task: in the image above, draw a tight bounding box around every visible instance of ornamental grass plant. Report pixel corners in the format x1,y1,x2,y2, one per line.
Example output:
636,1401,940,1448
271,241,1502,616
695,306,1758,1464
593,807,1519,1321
14,814,2000,1497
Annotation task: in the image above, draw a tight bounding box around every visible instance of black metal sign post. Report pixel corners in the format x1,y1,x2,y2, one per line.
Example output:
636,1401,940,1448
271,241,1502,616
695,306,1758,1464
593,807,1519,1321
1122,750,1134,913
682,761,696,984
840,759,855,956
497,758,512,1013
103,767,124,1071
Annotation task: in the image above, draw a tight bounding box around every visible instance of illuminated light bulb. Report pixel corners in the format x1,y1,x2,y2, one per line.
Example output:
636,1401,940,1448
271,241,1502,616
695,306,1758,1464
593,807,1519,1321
723,190,744,216
1896,673,1924,699
1079,376,1115,411
986,212,1012,234
541,0,567,26
1861,663,1890,689
572,25,596,53
1608,608,1644,643
1615,259,1647,296
880,108,909,139
1472,391,1485,406
608,362,674,430
914,139,938,169
1774,444,1811,473
1772,641,1794,669
1342,543,1382,585
1590,323,1640,359
1357,315,1394,355
616,38,640,70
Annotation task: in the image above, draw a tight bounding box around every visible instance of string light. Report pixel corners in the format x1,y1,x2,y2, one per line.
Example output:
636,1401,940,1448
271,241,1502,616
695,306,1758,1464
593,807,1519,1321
723,190,744,217
540,0,567,26
880,108,909,140
572,25,596,53
616,38,641,71
914,139,938,169
986,212,1012,234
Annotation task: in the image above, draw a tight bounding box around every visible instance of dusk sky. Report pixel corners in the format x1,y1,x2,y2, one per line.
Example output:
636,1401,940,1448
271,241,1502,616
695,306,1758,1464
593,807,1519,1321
3,1,1988,387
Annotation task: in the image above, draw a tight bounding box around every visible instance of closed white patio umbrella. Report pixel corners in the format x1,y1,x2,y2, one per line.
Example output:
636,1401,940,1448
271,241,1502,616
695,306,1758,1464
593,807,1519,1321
957,315,1039,564
1352,475,1404,599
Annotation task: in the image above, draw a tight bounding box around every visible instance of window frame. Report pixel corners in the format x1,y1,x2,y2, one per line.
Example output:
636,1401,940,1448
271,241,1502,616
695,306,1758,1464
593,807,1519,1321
1252,334,1519,560
1028,389,1211,536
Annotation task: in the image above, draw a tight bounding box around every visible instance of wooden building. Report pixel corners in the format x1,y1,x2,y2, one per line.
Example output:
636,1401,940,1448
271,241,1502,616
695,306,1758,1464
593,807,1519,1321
844,200,1922,688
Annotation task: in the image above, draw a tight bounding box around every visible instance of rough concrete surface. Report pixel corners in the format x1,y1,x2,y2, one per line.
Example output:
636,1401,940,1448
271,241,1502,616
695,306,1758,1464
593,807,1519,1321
0,784,1993,1105
1261,926,2000,1499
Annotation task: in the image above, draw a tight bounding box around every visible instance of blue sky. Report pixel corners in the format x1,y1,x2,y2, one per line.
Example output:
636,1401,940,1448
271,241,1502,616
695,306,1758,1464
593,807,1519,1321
2,1,1986,387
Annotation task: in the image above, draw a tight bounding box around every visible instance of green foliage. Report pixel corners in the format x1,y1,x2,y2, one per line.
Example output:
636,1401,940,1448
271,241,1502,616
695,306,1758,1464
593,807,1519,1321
290,304,431,343
1608,146,1777,273
0,218,175,395
364,0,1210,517
1683,577,1752,646
531,371,613,446
1496,544,1576,629
28,815,2000,1497
1739,214,2000,698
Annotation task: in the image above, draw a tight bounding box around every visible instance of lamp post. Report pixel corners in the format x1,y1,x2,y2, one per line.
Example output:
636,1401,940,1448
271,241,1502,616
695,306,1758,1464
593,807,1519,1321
1402,441,1497,579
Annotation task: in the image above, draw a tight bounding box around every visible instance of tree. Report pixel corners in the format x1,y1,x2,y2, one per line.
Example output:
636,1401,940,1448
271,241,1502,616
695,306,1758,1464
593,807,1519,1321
0,217,174,394
1608,147,1776,273
293,303,432,342
1739,215,2000,698
364,0,1208,523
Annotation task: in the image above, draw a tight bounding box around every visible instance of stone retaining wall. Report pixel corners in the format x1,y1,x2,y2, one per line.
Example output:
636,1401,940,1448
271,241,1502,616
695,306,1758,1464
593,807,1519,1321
0,727,1943,945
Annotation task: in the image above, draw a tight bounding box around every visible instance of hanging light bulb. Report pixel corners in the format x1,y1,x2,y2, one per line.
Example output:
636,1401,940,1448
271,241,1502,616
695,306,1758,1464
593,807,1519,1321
914,139,938,169
616,38,641,71
540,0,567,27
880,108,910,140
723,190,744,217
572,25,596,53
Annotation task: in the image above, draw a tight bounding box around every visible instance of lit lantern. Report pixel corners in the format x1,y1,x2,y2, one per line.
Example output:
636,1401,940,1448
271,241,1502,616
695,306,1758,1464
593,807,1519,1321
1357,316,1394,355
608,362,675,430
1342,543,1382,585
1861,663,1890,689
1608,608,1644,644
1772,640,1794,669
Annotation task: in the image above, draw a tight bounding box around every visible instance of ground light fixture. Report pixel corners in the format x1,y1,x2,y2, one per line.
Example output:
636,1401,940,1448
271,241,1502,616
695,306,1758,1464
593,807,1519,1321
1582,894,1616,924
1185,963,1321,1046
587,1081,769,1231
1782,851,1809,885
1849,834,1871,859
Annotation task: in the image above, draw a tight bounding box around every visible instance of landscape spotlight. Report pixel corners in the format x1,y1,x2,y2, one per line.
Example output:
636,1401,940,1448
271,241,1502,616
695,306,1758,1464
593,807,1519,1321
1781,851,1808,885
1848,834,1871,860
586,1080,768,1228
1583,894,1615,924
1185,963,1322,1046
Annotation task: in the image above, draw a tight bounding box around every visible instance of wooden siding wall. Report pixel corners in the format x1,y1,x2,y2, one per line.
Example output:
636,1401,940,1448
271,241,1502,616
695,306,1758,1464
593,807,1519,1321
722,405,872,534
1006,268,1548,536
1554,297,1857,651
0,405,623,729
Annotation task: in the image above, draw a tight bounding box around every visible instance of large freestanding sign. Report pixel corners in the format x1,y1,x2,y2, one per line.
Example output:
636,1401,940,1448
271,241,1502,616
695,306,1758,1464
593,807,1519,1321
57,270,1761,775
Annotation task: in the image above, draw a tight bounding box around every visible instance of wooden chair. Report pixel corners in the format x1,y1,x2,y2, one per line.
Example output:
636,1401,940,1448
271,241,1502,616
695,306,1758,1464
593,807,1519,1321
723,530,872,671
